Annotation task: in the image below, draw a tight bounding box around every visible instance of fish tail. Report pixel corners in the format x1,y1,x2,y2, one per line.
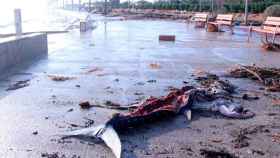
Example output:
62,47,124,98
60,124,122,158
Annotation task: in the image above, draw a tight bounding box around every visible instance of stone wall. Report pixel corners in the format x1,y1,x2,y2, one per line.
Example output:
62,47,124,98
0,33,48,73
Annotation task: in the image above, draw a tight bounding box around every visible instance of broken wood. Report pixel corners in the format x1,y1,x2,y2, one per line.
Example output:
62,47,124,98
159,35,176,41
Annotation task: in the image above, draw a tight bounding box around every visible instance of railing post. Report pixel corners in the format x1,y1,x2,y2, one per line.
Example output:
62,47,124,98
14,9,22,37
245,0,248,25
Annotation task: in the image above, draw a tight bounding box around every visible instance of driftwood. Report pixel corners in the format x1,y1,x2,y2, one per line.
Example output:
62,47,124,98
229,65,280,92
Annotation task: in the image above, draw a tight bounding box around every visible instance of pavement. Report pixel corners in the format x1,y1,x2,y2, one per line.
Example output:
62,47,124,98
0,19,280,158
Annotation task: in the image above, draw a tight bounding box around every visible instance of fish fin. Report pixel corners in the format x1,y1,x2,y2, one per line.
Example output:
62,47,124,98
61,124,106,138
60,124,122,158
184,110,192,121
100,125,122,158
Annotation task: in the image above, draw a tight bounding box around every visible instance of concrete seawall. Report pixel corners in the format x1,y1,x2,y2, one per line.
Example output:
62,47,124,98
0,33,48,73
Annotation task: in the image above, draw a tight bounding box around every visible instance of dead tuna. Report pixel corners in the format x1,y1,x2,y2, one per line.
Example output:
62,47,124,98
60,79,255,158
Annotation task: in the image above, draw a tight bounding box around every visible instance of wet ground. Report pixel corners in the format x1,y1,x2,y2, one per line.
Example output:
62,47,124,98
0,19,280,158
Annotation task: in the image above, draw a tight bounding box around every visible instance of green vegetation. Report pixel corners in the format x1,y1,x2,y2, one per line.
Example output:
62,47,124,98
264,5,280,17
117,0,280,13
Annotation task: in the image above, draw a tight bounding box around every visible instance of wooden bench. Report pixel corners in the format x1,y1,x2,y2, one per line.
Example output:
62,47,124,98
207,14,234,34
248,17,280,44
192,13,208,28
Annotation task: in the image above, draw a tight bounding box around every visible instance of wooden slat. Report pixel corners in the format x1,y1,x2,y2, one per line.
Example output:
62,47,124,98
193,13,208,22
216,14,233,21
194,13,208,18
253,27,280,35
194,19,207,22
263,26,280,32
267,17,280,22
264,21,280,26
216,20,232,25
194,17,207,20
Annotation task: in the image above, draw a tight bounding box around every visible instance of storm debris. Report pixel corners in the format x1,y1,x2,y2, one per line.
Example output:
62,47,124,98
78,100,135,110
79,101,91,109
83,117,95,127
41,152,59,158
229,65,280,92
231,125,270,148
32,131,38,135
41,152,80,158
147,79,156,83
134,92,144,95
231,128,250,148
209,138,223,143
105,101,121,107
165,86,179,91
272,99,280,106
272,133,280,143
252,149,265,156
159,35,176,41
149,63,161,69
48,75,76,81
6,79,30,91
241,93,259,100
200,148,238,158
135,81,145,86
85,67,103,74
67,108,74,112
261,42,280,51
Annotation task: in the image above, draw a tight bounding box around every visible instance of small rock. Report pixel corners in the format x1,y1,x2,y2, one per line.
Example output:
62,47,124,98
75,85,81,88
147,80,156,83
67,108,74,112
32,131,38,135
79,101,91,109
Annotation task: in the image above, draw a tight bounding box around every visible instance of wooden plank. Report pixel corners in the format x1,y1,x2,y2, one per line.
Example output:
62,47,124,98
194,13,208,18
267,17,280,22
159,35,176,41
194,19,207,22
253,27,280,35
216,14,233,21
216,20,232,25
194,17,207,21
263,26,280,32
264,21,280,26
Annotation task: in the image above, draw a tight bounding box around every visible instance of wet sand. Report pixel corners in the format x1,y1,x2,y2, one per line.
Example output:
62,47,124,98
0,20,279,158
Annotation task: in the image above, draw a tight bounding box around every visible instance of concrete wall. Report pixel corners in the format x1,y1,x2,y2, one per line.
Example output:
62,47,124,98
0,33,48,73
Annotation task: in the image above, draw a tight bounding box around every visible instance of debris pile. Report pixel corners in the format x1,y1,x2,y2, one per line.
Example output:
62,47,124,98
229,65,280,92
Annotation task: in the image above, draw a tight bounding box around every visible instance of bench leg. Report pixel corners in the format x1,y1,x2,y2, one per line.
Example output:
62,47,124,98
247,28,251,42
230,26,234,34
272,33,276,45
